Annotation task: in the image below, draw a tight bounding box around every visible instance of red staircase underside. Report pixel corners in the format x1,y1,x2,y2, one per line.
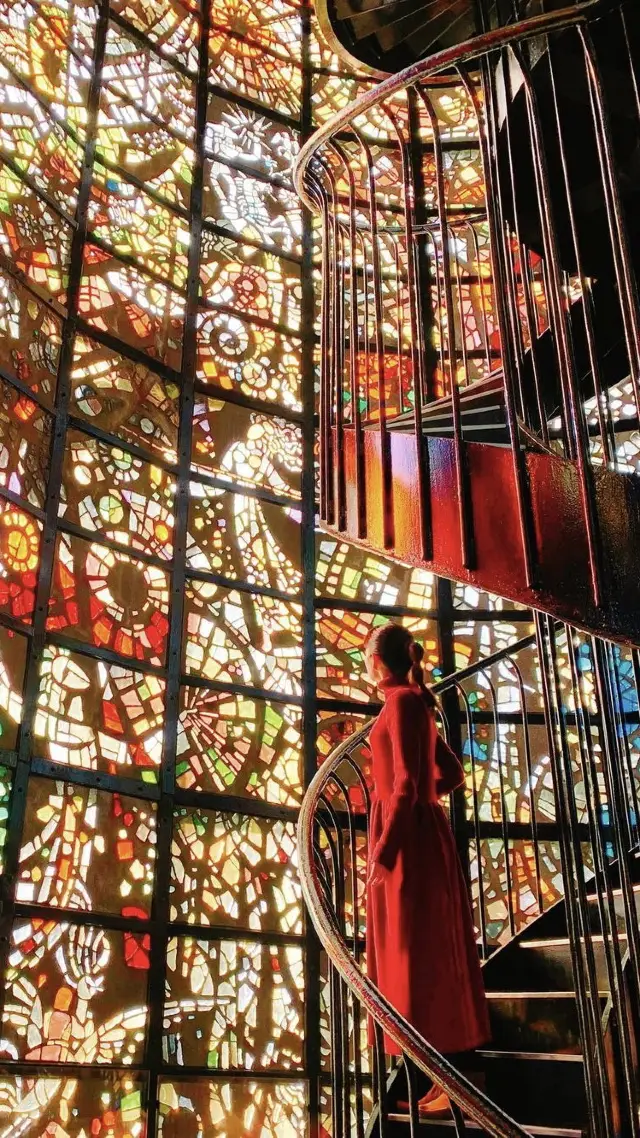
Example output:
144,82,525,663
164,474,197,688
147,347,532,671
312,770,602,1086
334,426,640,646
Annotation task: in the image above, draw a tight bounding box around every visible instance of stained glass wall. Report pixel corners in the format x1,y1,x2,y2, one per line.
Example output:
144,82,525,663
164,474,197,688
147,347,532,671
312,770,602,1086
0,0,316,1132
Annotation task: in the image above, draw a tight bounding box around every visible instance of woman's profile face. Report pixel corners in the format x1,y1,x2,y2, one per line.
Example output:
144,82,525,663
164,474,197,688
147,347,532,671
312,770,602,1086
364,638,382,682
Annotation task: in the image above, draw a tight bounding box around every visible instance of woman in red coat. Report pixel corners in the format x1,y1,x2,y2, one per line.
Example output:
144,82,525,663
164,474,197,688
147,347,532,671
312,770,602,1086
365,622,489,1118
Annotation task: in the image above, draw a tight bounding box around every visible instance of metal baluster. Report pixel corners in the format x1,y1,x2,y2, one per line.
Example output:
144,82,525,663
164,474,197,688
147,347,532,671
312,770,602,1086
504,655,544,915
455,680,489,956
461,62,537,590
511,36,604,604
536,614,613,1138
485,670,516,938
418,88,475,569
567,631,640,1136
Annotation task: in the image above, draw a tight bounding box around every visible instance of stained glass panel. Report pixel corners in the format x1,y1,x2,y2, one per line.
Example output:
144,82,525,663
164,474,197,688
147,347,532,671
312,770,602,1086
3,919,149,1063
196,311,302,410
0,265,61,404
170,809,301,933
0,377,52,509
60,430,175,560
163,936,304,1069
191,398,302,498
184,583,303,692
0,624,28,748
80,246,185,369
34,644,164,779
0,1073,147,1138
17,779,157,915
47,532,170,665
70,334,179,464
177,687,303,805
158,1078,307,1137
0,499,41,623
187,482,301,589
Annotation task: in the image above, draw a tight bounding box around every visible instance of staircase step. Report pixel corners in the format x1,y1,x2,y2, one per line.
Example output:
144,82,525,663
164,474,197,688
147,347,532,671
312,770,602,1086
483,936,618,995
421,425,510,444
421,403,505,427
387,1052,586,1133
487,992,592,1054
482,1051,587,1131
388,1123,583,1137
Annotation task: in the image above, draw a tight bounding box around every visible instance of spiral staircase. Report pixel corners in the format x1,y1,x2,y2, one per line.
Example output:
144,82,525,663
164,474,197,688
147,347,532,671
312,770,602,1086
302,621,640,1137
297,0,640,1134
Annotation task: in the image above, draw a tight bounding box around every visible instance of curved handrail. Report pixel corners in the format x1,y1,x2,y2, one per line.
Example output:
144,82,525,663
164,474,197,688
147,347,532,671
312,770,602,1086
294,0,604,211
298,642,538,1138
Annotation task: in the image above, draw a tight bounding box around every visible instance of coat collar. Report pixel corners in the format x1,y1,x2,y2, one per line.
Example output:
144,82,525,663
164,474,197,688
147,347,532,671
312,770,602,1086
378,674,411,697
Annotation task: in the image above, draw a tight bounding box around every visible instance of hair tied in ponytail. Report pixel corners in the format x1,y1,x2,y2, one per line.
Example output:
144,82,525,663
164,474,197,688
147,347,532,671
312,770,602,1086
368,623,436,710
408,639,436,710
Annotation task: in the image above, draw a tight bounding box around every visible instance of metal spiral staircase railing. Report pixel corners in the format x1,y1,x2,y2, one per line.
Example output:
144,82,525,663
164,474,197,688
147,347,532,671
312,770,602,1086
300,622,640,1137
297,0,640,644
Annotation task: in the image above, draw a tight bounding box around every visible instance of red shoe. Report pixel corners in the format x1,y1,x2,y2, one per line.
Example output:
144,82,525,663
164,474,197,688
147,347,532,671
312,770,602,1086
419,1092,452,1119
396,1085,441,1114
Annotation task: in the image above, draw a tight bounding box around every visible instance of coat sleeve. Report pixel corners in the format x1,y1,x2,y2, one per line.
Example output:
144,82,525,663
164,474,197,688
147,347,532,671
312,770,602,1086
435,734,465,798
371,692,423,872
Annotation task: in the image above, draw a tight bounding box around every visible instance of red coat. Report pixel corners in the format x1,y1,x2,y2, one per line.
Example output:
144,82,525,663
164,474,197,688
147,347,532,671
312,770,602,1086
367,677,490,1056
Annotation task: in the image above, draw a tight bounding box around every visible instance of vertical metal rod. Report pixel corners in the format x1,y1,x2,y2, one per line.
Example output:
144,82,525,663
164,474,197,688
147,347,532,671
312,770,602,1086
593,639,640,1027
418,89,475,570
320,195,333,524
545,42,616,466
373,1021,389,1138
536,614,612,1138
580,25,640,410
505,656,544,914
330,141,366,538
405,87,435,562
353,128,394,549
609,645,640,848
485,672,516,938
358,231,372,421
497,56,548,438
462,62,537,590
568,632,639,1136
455,680,489,956
453,234,471,394
404,1055,421,1137
467,221,493,379
513,40,603,606
336,219,347,528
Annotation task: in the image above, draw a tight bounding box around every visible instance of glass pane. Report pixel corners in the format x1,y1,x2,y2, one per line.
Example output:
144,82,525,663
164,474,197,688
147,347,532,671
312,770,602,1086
70,334,179,464
34,644,165,780
164,936,304,1069
191,397,302,499
184,582,303,693
158,1078,306,1136
187,482,301,590
170,808,301,933
177,687,303,806
60,429,175,560
47,533,170,666
17,779,157,915
3,919,149,1063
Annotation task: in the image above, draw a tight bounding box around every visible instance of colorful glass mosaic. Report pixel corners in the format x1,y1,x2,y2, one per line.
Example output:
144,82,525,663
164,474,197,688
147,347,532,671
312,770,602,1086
0,0,580,1131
